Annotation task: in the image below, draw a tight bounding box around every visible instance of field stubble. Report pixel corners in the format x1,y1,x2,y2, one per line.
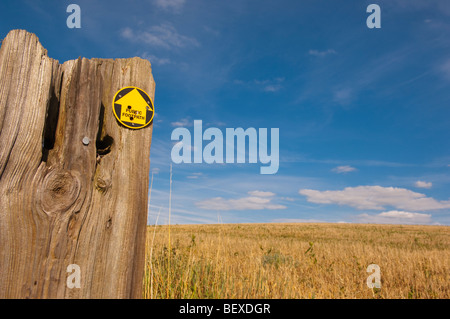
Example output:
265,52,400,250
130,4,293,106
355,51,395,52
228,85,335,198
143,223,449,299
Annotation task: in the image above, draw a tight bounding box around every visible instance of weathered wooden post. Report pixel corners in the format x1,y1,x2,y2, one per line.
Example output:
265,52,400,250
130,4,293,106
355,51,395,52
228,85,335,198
0,29,155,298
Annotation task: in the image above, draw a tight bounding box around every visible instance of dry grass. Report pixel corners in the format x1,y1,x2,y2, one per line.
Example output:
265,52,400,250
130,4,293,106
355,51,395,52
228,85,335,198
143,223,449,299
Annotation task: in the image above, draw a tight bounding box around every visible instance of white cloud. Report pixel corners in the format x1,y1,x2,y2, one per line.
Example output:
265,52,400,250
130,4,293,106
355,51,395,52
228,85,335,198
248,191,275,197
308,49,337,57
263,84,282,92
187,173,203,179
154,0,185,12
415,181,432,189
439,60,450,80
141,53,171,66
333,88,354,105
171,118,192,127
280,197,295,202
120,24,199,50
332,165,357,174
235,77,284,93
356,211,433,225
203,26,220,37
299,185,450,211
196,191,286,211
120,27,133,39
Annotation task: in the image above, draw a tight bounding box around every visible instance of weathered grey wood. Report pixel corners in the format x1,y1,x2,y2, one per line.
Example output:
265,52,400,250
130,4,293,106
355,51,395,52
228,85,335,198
0,29,155,298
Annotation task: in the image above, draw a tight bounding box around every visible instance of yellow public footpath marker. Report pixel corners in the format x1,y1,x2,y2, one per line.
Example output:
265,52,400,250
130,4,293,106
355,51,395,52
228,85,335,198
112,86,154,129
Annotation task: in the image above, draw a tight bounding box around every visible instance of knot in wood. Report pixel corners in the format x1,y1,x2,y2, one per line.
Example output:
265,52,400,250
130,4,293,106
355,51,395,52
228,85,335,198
95,175,111,193
39,169,81,215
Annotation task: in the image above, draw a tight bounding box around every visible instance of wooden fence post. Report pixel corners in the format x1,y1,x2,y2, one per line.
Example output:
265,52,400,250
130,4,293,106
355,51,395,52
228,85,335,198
0,29,155,298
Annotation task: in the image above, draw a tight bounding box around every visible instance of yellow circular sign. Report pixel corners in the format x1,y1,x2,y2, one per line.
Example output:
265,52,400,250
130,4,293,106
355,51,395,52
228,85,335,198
112,86,154,129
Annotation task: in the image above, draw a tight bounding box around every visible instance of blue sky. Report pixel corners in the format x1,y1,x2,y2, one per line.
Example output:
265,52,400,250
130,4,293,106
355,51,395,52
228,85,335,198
2,0,450,225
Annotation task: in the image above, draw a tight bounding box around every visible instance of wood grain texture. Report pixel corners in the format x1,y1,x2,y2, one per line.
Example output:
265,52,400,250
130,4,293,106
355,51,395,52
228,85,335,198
0,29,155,298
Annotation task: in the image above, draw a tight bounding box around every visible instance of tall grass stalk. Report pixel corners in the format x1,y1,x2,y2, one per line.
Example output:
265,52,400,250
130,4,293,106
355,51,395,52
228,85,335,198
143,169,156,298
167,163,173,298
149,208,161,299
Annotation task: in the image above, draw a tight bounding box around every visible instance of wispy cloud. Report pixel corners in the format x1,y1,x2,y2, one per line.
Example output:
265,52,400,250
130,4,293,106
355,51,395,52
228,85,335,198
153,0,186,12
263,85,282,92
415,181,432,189
281,154,414,168
235,77,284,93
356,211,433,225
308,49,337,57
196,191,286,211
333,88,354,105
248,191,275,197
141,53,171,66
439,59,450,80
120,24,199,50
256,78,284,92
171,117,192,127
149,203,218,225
331,165,357,174
299,186,450,211
203,25,220,37
187,172,203,179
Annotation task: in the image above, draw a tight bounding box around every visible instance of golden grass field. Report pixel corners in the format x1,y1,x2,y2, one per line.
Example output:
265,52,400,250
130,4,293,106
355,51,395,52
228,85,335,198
143,223,449,299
